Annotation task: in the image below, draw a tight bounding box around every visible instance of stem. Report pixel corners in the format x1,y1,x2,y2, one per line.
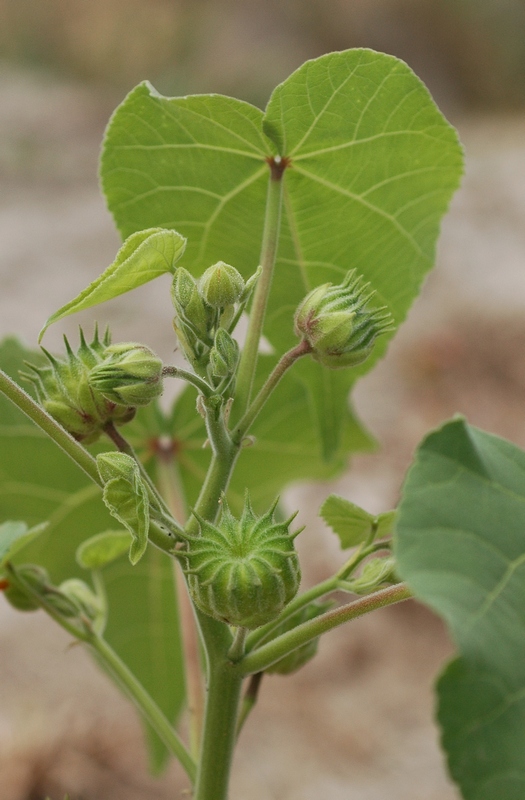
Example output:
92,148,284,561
239,584,413,675
246,575,339,651
155,452,205,759
91,635,197,783
192,662,244,800
236,672,263,737
235,163,285,417
163,366,213,397
0,368,102,487
232,339,312,443
228,627,248,661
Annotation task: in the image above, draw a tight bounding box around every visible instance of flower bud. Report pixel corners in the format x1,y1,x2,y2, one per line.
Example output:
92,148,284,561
208,329,239,380
3,565,50,611
21,328,136,443
171,268,211,338
89,343,163,406
294,270,394,369
58,578,104,622
182,495,302,629
199,261,245,308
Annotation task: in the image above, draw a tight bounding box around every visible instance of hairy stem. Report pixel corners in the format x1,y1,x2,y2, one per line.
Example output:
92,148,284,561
232,339,312,443
0,368,102,486
239,584,413,675
234,162,285,417
192,662,244,800
236,672,263,737
162,365,213,397
91,635,197,783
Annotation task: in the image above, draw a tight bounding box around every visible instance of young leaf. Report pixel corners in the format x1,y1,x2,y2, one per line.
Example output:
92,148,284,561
0,338,185,771
38,228,186,341
76,529,131,570
395,418,525,800
100,50,463,461
97,452,150,565
320,494,395,549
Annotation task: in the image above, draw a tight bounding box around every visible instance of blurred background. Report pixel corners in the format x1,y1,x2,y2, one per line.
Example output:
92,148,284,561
2,1,525,798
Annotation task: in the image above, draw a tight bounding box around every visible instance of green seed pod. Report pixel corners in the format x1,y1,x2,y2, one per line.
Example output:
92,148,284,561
294,270,394,369
199,261,245,308
89,343,163,406
266,600,334,675
182,495,302,629
22,328,136,443
3,564,50,611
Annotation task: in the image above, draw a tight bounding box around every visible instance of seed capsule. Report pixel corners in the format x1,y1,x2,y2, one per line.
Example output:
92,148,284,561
21,328,136,443
294,270,395,369
182,495,302,629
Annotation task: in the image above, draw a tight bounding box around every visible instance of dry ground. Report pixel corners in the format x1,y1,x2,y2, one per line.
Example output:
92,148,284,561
2,66,525,799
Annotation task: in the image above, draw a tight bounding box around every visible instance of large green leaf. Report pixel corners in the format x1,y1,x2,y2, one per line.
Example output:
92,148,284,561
395,418,525,800
101,48,463,459
0,338,185,772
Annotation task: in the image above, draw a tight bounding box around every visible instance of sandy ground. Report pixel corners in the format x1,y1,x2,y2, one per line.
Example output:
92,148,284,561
2,66,525,799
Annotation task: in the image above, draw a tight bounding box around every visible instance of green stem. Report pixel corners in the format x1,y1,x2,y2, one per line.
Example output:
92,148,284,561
192,662,244,800
232,339,312,443
235,163,285,417
0,368,102,487
91,635,197,783
162,365,213,397
236,672,263,737
0,369,179,555
239,584,413,675
246,574,339,651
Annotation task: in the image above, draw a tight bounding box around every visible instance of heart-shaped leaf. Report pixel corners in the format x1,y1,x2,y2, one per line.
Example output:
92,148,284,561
395,418,525,800
100,49,463,460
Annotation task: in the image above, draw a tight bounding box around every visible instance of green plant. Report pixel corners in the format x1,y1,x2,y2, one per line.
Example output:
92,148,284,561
1,48,523,800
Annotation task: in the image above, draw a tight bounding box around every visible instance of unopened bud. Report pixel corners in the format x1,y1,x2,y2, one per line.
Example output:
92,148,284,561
199,261,245,308
21,328,136,443
89,343,163,406
208,329,239,379
294,270,394,369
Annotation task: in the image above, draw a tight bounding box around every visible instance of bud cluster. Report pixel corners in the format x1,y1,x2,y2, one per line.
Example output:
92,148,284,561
180,495,302,629
4,564,103,629
294,270,394,369
171,261,258,393
22,329,163,444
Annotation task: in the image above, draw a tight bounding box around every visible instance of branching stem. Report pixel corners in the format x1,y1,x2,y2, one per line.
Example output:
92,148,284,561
239,584,413,675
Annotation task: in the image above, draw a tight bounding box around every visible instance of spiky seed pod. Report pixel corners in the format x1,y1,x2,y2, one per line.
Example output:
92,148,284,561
21,328,136,444
182,496,302,629
88,343,163,406
294,270,395,369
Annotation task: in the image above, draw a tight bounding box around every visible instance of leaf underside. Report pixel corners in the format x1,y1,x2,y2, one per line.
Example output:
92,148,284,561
395,418,525,800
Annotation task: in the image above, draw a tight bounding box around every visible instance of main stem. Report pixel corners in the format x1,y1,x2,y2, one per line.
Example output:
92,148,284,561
234,161,285,418
191,161,286,799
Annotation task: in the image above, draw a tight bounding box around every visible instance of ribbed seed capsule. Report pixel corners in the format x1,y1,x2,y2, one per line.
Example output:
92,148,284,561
182,496,302,629
21,327,136,443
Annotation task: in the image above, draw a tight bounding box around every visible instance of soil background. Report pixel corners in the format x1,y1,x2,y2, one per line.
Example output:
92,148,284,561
2,55,525,800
